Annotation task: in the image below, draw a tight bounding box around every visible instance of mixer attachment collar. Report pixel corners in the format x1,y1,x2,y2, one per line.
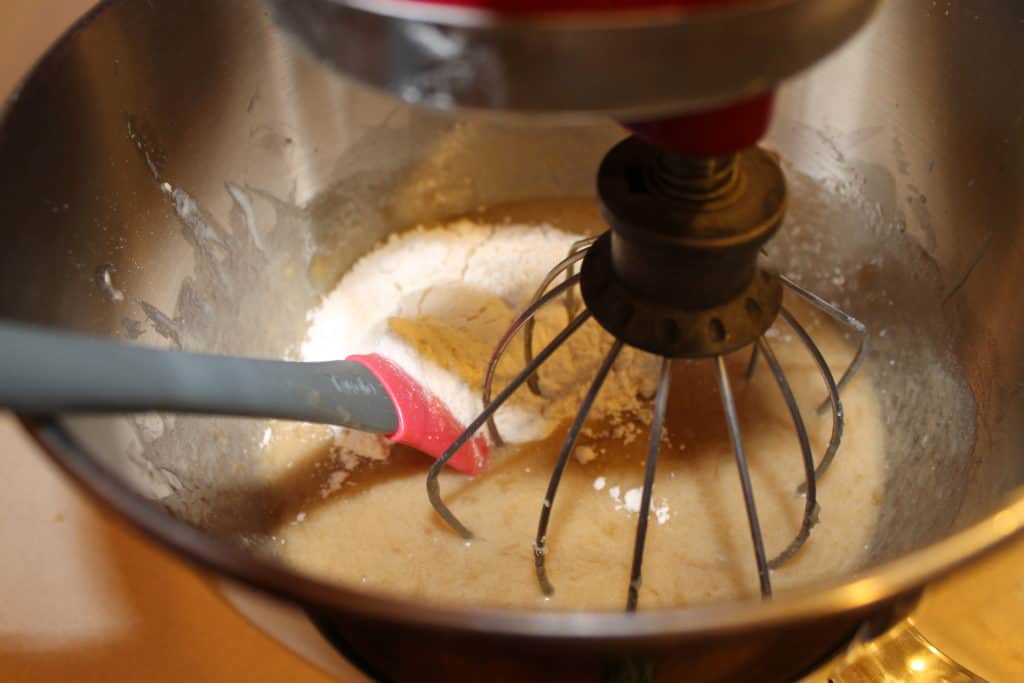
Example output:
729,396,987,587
582,137,786,358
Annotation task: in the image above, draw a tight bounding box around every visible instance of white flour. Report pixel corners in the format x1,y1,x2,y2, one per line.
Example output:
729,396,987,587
301,220,660,453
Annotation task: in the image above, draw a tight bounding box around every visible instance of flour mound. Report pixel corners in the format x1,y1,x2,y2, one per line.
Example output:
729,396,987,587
302,220,659,449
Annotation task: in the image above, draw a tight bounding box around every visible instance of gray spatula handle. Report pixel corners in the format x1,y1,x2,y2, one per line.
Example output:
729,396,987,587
0,322,399,434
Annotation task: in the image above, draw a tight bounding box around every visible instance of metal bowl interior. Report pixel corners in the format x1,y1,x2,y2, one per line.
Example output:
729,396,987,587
2,0,1024,658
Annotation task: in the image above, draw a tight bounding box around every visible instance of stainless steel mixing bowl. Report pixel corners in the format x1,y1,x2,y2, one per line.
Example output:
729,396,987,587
2,1,1023,681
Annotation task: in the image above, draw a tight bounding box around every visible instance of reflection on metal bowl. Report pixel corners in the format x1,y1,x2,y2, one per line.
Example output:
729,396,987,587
1,1,1022,680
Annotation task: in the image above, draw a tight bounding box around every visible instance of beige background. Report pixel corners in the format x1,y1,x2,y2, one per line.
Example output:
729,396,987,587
1,2,1022,682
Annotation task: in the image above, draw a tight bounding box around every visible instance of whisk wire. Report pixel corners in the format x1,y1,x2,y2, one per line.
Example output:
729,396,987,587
715,355,773,598
626,357,672,611
482,274,582,446
534,338,625,596
430,247,859,603
759,337,820,569
524,238,597,396
428,309,593,539
563,237,598,319
779,275,868,414
744,344,761,383
779,307,844,491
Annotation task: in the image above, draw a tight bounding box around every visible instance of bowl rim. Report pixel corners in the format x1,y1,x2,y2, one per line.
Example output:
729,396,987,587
25,414,1024,639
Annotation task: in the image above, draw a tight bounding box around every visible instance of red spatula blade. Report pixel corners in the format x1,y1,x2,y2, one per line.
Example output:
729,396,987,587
347,353,489,474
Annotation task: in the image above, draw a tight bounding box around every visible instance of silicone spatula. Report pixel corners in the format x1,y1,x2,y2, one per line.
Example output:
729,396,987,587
0,321,488,474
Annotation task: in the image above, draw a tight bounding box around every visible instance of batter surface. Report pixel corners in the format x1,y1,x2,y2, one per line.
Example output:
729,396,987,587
260,200,886,611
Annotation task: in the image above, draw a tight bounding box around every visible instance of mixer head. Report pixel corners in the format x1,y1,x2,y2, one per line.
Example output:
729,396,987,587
267,0,877,608
267,0,878,124
269,0,878,159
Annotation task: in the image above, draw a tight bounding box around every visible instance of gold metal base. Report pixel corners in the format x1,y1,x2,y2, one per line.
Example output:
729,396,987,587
817,620,986,683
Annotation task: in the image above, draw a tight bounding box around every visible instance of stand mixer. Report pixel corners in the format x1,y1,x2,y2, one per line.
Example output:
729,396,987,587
4,1,1023,681
272,0,875,607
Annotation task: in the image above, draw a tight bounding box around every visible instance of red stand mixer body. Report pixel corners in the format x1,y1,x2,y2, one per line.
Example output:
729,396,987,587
394,0,776,155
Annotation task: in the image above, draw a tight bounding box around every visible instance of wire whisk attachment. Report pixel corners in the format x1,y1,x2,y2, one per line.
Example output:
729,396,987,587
427,136,868,609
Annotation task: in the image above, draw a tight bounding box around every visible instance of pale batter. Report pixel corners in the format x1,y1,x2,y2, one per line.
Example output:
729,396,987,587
260,200,886,611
